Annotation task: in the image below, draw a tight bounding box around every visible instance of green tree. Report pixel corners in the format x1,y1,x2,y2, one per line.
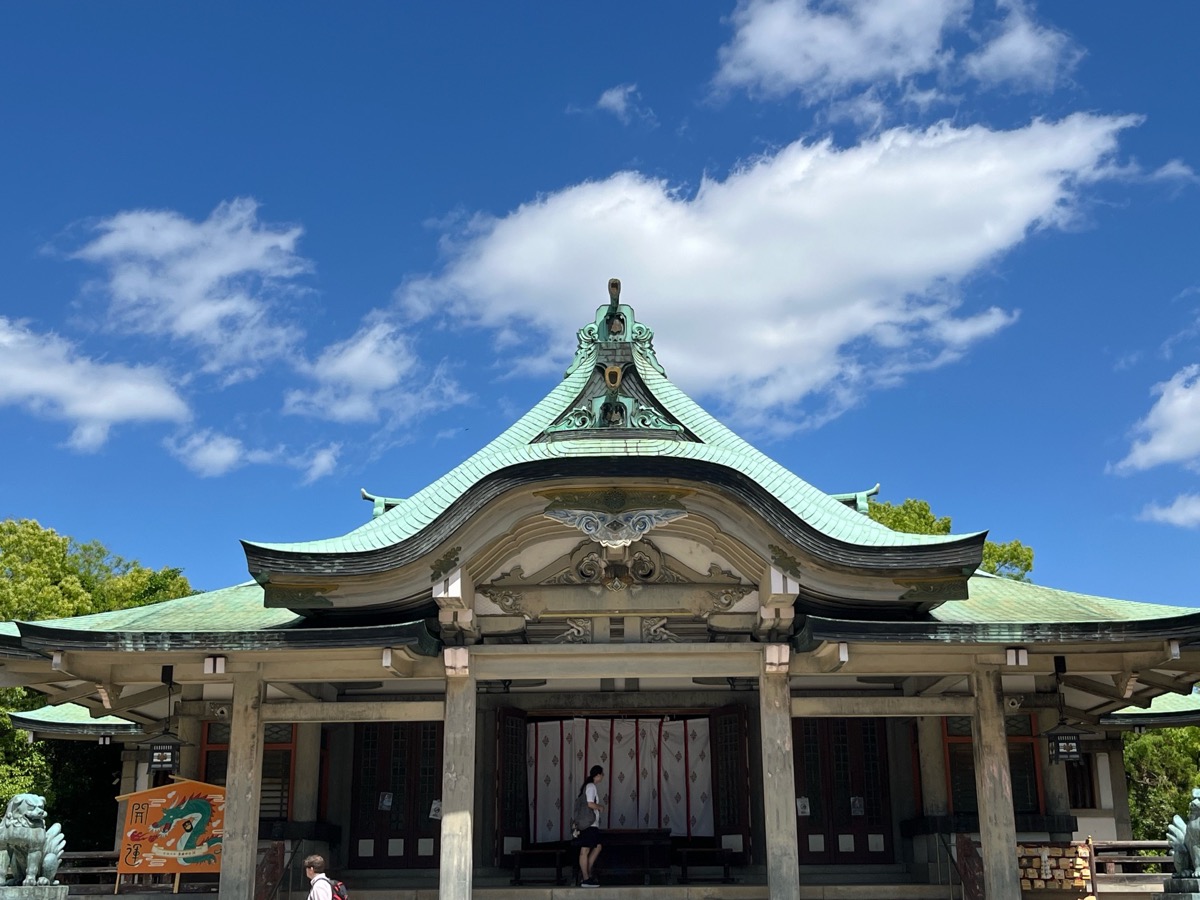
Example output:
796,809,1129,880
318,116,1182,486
0,519,192,620
868,498,1035,581
1123,727,1200,840
0,519,193,822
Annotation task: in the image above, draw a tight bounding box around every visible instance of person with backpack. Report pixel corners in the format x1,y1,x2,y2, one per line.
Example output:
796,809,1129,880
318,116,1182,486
574,765,605,887
304,854,348,900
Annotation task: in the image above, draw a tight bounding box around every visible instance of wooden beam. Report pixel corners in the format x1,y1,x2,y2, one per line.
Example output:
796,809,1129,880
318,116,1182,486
262,700,444,723
1132,670,1197,696
1062,676,1153,709
917,675,967,696
43,682,99,704
792,695,974,718
266,682,321,701
471,644,761,680
381,647,415,678
91,684,170,718
1064,705,1101,725
0,672,79,688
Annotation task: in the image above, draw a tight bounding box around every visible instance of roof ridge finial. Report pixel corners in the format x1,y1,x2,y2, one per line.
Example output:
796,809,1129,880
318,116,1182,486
608,277,621,310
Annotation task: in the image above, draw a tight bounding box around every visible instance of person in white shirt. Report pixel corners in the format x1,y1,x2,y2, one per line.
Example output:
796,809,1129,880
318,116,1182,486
576,765,605,887
304,854,333,900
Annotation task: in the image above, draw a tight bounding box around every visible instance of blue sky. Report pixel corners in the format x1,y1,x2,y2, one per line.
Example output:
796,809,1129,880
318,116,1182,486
2,2,1198,606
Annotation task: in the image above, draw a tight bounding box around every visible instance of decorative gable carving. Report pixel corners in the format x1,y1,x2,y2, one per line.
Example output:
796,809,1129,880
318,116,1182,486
475,538,753,624
539,488,689,547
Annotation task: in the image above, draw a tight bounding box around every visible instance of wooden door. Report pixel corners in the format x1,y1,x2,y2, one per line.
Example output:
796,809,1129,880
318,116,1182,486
350,722,443,869
709,705,751,863
793,718,892,864
495,707,528,864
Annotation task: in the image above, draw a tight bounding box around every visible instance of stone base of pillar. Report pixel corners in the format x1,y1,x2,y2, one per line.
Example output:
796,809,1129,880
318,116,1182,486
0,887,69,900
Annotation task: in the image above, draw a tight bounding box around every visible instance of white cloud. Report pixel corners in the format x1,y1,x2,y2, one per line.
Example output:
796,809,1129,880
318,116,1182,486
1138,494,1200,529
714,0,968,101
1114,365,1200,472
166,430,251,477
964,0,1082,92
165,429,340,482
72,198,310,382
595,83,656,126
0,316,189,450
301,444,341,484
284,318,465,425
399,113,1137,432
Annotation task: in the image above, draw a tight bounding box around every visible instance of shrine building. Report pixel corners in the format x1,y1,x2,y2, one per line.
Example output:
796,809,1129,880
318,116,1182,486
6,281,1200,900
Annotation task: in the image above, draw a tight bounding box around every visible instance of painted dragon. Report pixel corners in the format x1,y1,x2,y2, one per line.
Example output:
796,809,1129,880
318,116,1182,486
151,795,222,865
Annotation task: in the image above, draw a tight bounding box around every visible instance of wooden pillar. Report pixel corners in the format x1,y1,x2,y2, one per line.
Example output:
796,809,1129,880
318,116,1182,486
113,749,140,850
178,684,203,779
760,655,799,900
1034,676,1073,838
970,667,1020,900
1107,740,1132,840
914,716,951,883
917,716,949,816
440,669,477,900
292,723,322,823
219,672,265,900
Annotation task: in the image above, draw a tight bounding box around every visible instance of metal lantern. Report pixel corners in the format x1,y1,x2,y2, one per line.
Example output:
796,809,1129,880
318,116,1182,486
147,732,185,773
1046,721,1083,763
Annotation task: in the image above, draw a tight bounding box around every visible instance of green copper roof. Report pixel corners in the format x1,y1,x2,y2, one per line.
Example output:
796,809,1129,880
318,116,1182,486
794,572,1200,652
1105,691,1200,725
13,582,442,655
934,572,1197,625
9,702,142,733
28,583,300,633
245,295,978,559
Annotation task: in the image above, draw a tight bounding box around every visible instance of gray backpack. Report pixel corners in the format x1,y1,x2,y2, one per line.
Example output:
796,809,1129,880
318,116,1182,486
571,790,593,832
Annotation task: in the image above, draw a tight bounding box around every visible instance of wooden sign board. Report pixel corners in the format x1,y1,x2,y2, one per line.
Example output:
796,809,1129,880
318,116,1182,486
116,779,224,875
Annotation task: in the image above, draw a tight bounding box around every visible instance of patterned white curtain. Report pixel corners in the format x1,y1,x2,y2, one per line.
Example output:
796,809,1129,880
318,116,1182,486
527,717,713,843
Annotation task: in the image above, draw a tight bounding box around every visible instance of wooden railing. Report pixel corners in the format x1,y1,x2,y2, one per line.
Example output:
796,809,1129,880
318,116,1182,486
1089,838,1172,892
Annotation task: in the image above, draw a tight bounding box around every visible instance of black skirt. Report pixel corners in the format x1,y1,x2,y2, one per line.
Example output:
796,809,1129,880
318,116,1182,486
575,825,602,848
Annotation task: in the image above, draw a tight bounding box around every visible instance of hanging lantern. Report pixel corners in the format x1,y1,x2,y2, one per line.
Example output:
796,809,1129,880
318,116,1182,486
1046,655,1084,763
140,664,190,773
147,732,185,773
1045,720,1083,763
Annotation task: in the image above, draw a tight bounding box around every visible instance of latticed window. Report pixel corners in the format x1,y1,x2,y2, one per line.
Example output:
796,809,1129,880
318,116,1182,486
202,722,296,820
944,715,1041,816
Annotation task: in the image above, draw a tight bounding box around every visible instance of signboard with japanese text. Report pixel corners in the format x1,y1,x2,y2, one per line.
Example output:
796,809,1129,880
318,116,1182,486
116,779,224,875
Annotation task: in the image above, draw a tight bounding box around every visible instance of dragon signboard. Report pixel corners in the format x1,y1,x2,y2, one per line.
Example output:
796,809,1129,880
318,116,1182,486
117,779,224,875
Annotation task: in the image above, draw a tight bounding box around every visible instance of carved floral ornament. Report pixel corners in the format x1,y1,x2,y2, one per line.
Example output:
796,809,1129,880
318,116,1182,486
540,488,690,548
475,537,753,621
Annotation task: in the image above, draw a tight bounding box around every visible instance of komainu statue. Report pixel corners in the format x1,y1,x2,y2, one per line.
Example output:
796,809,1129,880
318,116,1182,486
1168,787,1200,878
0,793,66,885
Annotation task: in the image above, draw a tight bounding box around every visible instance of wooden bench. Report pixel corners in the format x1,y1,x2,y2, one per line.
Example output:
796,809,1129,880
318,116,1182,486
595,828,672,885
511,845,569,885
676,846,734,883
512,830,673,886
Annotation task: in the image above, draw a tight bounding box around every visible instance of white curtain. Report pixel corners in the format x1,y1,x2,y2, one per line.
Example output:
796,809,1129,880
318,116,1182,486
527,717,713,843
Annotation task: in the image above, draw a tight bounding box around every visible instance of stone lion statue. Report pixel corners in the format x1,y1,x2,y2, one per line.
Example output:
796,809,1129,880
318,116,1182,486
1168,787,1200,878
0,793,65,886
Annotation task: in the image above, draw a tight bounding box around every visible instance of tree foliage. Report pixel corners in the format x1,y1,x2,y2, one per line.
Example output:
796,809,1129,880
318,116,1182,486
1123,727,1200,840
867,498,1034,581
0,519,192,620
0,519,194,816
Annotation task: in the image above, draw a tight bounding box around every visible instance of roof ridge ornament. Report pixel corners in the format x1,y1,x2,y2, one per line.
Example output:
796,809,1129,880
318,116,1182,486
563,278,667,378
